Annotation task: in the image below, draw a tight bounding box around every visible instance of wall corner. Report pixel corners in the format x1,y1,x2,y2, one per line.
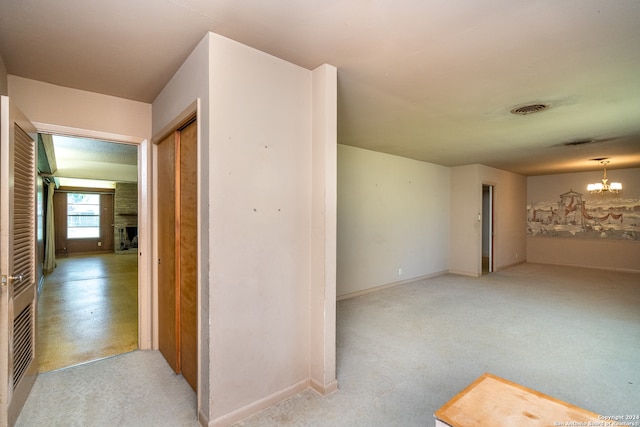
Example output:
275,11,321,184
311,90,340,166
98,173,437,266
309,63,338,392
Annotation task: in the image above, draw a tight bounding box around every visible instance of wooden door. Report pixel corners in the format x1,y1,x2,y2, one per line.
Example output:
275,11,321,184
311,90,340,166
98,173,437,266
0,95,38,426
178,120,197,391
156,118,197,391
157,132,178,372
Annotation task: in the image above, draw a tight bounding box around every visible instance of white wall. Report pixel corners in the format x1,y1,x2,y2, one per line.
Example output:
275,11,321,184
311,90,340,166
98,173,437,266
337,145,450,297
479,165,528,270
209,34,311,425
7,76,154,352
449,165,479,275
153,32,337,427
527,168,640,201
449,164,527,276
527,168,640,272
0,54,7,96
8,76,150,138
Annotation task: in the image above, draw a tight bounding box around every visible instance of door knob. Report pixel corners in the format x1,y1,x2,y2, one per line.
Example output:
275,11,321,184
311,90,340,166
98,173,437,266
1,274,23,287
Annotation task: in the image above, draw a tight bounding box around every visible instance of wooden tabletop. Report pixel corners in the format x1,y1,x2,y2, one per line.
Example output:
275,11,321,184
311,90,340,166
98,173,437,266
434,373,630,427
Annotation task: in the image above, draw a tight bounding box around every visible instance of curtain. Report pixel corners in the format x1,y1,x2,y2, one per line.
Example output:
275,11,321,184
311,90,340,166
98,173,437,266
43,181,56,273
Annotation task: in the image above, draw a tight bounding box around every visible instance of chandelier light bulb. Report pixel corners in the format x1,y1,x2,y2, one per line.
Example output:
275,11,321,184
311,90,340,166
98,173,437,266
587,160,622,194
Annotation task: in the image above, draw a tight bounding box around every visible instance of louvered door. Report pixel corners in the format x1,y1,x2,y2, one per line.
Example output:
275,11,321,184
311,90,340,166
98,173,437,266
1,96,38,427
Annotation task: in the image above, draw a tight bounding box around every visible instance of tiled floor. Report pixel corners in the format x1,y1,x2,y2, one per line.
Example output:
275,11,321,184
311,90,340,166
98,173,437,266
37,253,138,372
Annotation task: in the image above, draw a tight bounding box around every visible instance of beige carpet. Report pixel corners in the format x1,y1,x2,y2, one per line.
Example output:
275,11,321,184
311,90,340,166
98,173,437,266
16,351,197,427
238,263,640,426
16,263,640,426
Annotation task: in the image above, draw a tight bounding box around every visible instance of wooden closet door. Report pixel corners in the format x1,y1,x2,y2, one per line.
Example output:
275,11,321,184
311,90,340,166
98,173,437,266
178,119,197,391
157,132,178,372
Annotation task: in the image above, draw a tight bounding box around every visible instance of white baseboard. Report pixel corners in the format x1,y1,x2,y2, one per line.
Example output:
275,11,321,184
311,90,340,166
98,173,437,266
199,409,209,427
447,269,480,278
209,379,309,427
337,271,448,301
494,259,527,271
531,260,640,274
310,378,338,396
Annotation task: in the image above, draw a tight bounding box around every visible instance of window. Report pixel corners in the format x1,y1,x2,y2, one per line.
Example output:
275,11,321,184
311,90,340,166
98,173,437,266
67,193,100,238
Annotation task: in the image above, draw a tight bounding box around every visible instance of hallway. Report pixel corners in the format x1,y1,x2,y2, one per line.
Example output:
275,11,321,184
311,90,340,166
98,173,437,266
38,253,138,372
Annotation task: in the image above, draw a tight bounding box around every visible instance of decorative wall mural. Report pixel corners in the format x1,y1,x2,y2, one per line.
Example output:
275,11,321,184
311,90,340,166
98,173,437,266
527,189,640,240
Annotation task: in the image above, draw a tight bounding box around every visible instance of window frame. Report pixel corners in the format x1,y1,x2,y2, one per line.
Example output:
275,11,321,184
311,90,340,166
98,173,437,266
66,192,101,239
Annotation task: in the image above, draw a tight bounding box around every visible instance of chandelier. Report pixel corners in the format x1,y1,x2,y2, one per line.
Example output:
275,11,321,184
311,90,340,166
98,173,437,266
587,160,622,194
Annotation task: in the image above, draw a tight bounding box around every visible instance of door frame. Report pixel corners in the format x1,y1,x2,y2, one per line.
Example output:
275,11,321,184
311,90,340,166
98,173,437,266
482,184,494,274
30,122,152,350
151,99,200,408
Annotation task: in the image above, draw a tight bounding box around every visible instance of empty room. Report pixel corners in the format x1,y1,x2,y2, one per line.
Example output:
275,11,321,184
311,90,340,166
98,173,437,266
1,1,639,426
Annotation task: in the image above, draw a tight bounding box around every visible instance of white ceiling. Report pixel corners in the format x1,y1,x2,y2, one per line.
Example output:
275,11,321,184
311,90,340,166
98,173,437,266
50,135,138,183
2,0,640,176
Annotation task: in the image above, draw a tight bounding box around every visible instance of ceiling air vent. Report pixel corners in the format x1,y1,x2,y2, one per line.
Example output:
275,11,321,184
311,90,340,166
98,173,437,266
563,138,594,147
510,103,548,115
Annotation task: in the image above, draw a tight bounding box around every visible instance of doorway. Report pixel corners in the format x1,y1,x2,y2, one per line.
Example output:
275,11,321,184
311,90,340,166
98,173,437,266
482,184,494,274
36,132,148,370
37,252,138,371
